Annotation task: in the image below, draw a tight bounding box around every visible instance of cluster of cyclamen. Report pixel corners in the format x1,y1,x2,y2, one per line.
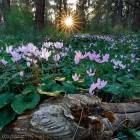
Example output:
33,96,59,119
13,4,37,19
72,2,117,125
72,68,96,82
73,51,108,95
111,59,126,70
74,34,115,43
72,72,107,96
89,78,107,95
74,51,109,65
1,42,67,67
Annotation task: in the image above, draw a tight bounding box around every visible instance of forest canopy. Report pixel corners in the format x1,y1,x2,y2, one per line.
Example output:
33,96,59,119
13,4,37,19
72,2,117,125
0,0,140,34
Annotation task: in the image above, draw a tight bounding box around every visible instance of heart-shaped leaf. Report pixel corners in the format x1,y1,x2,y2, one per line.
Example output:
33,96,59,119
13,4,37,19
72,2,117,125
0,93,14,109
63,82,77,94
11,93,40,114
0,106,16,129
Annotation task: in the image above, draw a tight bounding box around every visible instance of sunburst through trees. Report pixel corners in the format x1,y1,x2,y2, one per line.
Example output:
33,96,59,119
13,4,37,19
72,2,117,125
57,12,80,33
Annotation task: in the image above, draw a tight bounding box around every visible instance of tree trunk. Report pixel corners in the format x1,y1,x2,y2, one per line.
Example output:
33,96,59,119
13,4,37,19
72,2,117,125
132,0,140,29
76,0,87,30
112,0,123,26
0,95,140,140
0,3,3,25
2,0,10,9
1,0,10,26
35,0,45,31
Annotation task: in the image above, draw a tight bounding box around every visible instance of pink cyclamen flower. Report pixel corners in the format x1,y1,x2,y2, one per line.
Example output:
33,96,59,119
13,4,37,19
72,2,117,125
88,52,100,61
83,52,90,59
11,51,22,63
89,82,99,95
54,42,63,49
53,54,61,62
86,69,96,77
74,51,83,64
43,42,53,48
89,78,107,95
40,48,51,61
97,78,107,89
101,54,109,63
72,73,80,81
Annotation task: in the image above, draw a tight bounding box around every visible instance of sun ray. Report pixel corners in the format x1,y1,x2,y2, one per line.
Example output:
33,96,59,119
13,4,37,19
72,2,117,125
56,11,81,34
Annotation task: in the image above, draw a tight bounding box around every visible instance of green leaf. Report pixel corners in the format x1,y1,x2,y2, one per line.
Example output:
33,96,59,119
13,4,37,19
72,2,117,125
84,76,94,87
117,75,135,84
0,106,16,129
39,80,64,95
63,82,77,94
0,93,14,109
11,93,40,114
122,128,140,140
128,84,140,96
22,86,36,95
51,84,64,93
136,131,140,137
104,83,125,95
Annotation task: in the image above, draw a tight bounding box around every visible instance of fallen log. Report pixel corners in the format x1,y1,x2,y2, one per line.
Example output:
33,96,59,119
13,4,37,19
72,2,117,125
0,94,140,140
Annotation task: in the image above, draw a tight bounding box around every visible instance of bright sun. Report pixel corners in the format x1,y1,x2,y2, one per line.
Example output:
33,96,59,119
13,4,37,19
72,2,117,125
58,12,80,33
64,16,73,27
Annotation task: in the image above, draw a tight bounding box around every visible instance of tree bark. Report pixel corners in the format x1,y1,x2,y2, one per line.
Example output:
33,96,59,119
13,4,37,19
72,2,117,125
2,0,10,9
35,0,45,31
132,0,140,29
0,95,140,140
76,0,87,30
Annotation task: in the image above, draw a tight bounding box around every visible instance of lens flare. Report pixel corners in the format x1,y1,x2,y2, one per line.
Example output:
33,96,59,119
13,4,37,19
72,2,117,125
57,12,80,33
64,16,73,27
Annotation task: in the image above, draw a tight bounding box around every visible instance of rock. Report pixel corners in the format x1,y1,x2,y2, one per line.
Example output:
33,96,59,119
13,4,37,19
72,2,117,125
1,94,140,140
31,94,101,140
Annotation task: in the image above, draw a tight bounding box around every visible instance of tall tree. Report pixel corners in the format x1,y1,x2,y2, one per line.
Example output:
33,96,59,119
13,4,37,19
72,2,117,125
2,0,10,9
76,0,88,30
35,0,45,31
1,0,10,25
0,1,3,25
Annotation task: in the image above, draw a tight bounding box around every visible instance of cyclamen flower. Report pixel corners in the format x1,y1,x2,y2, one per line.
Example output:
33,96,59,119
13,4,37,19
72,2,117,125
43,42,53,48
53,54,61,62
89,79,107,95
88,52,100,61
0,59,8,66
74,51,83,64
24,43,40,57
6,46,13,54
54,42,63,49
40,48,51,61
19,71,24,77
111,59,126,69
72,73,80,81
89,82,99,95
101,54,109,63
10,51,22,63
86,69,96,77
83,52,90,59
97,78,107,89
119,63,126,69
27,62,31,67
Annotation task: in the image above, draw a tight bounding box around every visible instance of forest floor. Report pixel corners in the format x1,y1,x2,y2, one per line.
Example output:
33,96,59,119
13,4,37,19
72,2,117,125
0,33,140,140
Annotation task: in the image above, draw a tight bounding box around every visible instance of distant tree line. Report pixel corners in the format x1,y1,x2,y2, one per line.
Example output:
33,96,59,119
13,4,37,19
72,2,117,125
0,0,140,32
